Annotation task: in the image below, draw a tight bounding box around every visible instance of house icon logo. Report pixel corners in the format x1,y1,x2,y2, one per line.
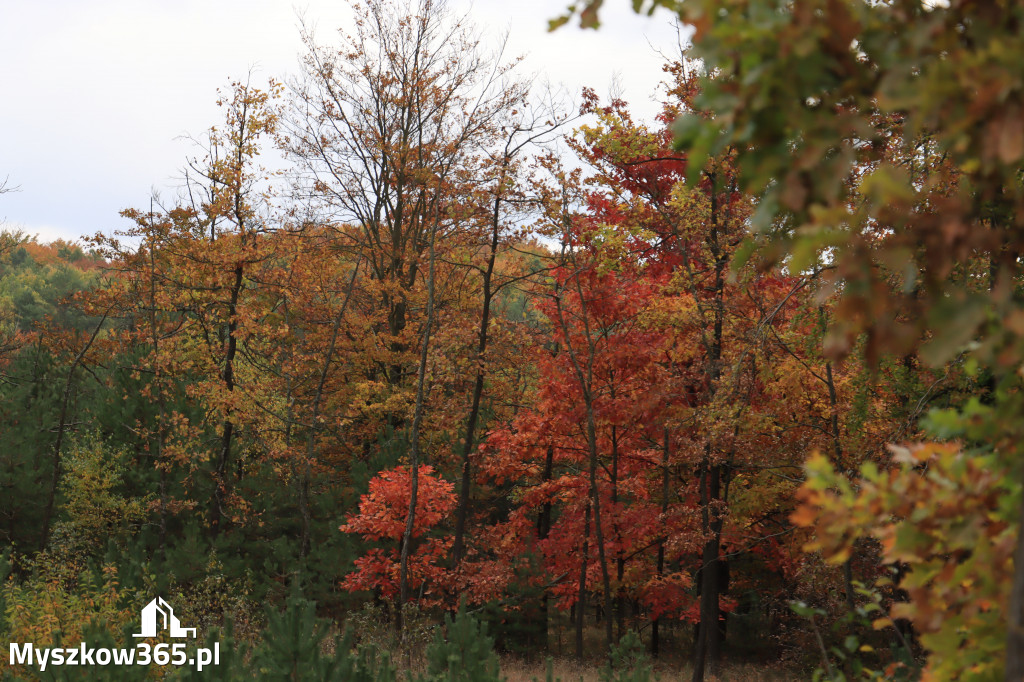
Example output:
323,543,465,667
132,597,196,638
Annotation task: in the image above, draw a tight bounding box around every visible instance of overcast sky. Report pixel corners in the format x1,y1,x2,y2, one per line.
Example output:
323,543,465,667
0,0,682,243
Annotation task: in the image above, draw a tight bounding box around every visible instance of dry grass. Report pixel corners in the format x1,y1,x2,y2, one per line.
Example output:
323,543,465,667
346,612,802,681
499,656,798,682
491,620,801,682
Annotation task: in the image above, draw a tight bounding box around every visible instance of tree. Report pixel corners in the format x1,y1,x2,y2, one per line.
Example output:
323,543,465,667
282,0,526,429
565,78,753,678
0,236,107,550
340,464,456,603
97,79,283,536
465,72,831,670
552,0,1024,678
450,100,571,569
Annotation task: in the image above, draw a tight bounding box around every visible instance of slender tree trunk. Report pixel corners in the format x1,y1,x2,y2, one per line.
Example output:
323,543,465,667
211,262,243,534
611,424,625,644
452,187,503,567
388,297,409,389
652,428,670,658
41,310,108,547
148,230,169,550
141,213,169,547
397,216,439,633
692,459,723,682
552,247,615,657
575,500,591,662
825,346,856,611
536,443,555,653
692,171,727,682
300,260,360,557
824,361,842,465
280,300,298,554
585,383,615,656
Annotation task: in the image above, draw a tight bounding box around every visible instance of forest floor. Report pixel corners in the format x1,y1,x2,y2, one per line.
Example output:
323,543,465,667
487,622,802,681
340,614,804,681
499,656,798,681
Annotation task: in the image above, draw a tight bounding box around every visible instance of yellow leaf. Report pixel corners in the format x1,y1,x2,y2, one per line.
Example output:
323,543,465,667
825,545,852,565
872,617,894,630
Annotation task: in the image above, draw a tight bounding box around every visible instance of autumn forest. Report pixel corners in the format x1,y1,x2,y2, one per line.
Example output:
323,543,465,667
2,1,1022,680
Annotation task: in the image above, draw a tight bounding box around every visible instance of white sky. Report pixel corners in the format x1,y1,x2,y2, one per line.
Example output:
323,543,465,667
0,0,683,243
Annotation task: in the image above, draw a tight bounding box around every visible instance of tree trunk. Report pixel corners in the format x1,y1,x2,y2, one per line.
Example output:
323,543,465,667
823,358,857,611
146,224,169,550
553,244,615,658
585,378,615,657
536,444,555,654
652,429,671,658
41,311,108,547
300,260,360,558
611,424,625,644
575,501,591,662
452,186,503,567
692,170,727,682
692,459,723,682
397,214,439,633
211,262,243,534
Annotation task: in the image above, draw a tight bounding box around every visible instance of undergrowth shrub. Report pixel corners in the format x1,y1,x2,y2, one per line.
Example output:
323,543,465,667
418,605,501,682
